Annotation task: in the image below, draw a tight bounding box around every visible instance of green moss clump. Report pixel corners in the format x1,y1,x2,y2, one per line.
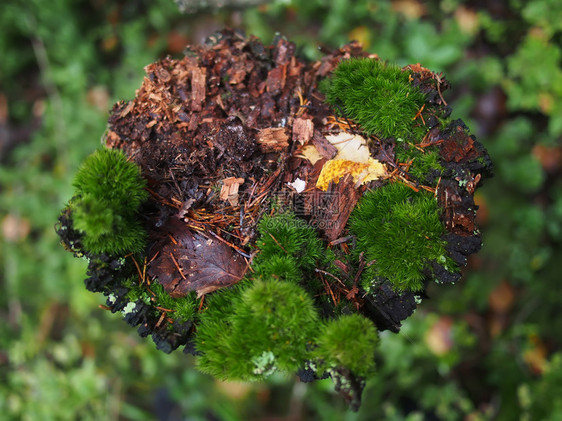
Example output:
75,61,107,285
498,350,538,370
314,314,379,378
350,182,455,292
395,143,444,185
321,58,426,139
196,279,318,380
254,211,325,271
121,277,199,323
70,148,148,255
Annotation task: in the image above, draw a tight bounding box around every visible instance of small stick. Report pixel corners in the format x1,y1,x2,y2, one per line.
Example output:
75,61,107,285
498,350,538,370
155,311,166,328
155,306,175,312
169,252,187,281
315,268,347,288
267,232,288,254
329,235,354,247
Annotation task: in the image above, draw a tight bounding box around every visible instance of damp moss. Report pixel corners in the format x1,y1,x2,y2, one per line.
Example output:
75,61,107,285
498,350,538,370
195,279,318,380
122,277,199,323
314,314,379,378
349,182,455,292
253,210,326,272
395,142,444,185
70,148,148,255
321,57,426,140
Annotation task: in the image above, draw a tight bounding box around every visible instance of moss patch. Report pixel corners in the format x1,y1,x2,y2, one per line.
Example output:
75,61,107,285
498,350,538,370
321,58,426,140
70,148,147,255
196,279,319,380
314,314,379,378
350,182,456,292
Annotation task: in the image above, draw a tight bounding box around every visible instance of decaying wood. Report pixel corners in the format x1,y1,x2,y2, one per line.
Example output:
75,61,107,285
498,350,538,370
257,127,289,153
104,29,488,312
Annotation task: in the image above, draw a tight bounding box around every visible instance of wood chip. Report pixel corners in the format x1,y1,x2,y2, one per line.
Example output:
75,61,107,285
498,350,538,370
256,127,289,153
191,66,206,112
220,177,245,206
312,130,337,159
292,118,314,145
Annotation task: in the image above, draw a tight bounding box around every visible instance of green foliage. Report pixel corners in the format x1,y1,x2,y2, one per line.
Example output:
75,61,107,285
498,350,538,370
196,279,319,380
395,142,444,185
525,352,562,419
123,277,199,323
504,32,562,136
350,182,454,292
70,148,148,255
321,57,426,139
314,314,379,378
252,254,302,283
254,210,326,272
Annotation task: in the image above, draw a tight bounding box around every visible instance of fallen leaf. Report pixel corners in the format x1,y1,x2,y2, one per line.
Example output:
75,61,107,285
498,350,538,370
532,144,562,173
454,6,479,35
326,132,371,163
148,219,247,297
488,280,515,314
316,158,386,191
2,214,30,242
425,316,454,356
391,0,426,19
348,26,371,49
297,144,323,165
523,334,548,375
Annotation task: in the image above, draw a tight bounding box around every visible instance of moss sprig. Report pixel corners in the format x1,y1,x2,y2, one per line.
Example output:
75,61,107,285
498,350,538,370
321,58,426,140
395,142,444,185
70,148,148,255
196,279,319,380
350,182,457,292
314,314,379,378
254,210,326,272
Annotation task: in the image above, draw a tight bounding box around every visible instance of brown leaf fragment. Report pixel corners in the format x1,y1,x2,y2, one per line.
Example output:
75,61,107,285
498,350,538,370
292,118,314,145
257,127,289,153
312,175,361,242
191,66,206,112
311,131,338,160
220,177,245,206
148,220,247,298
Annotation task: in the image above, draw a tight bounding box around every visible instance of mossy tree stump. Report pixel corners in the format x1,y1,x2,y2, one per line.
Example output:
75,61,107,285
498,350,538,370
57,29,492,410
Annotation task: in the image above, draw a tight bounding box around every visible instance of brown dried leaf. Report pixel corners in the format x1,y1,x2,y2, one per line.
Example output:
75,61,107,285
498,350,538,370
148,220,247,297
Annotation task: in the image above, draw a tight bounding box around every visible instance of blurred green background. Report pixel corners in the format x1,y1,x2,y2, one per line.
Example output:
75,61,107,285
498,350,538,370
1,0,561,419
